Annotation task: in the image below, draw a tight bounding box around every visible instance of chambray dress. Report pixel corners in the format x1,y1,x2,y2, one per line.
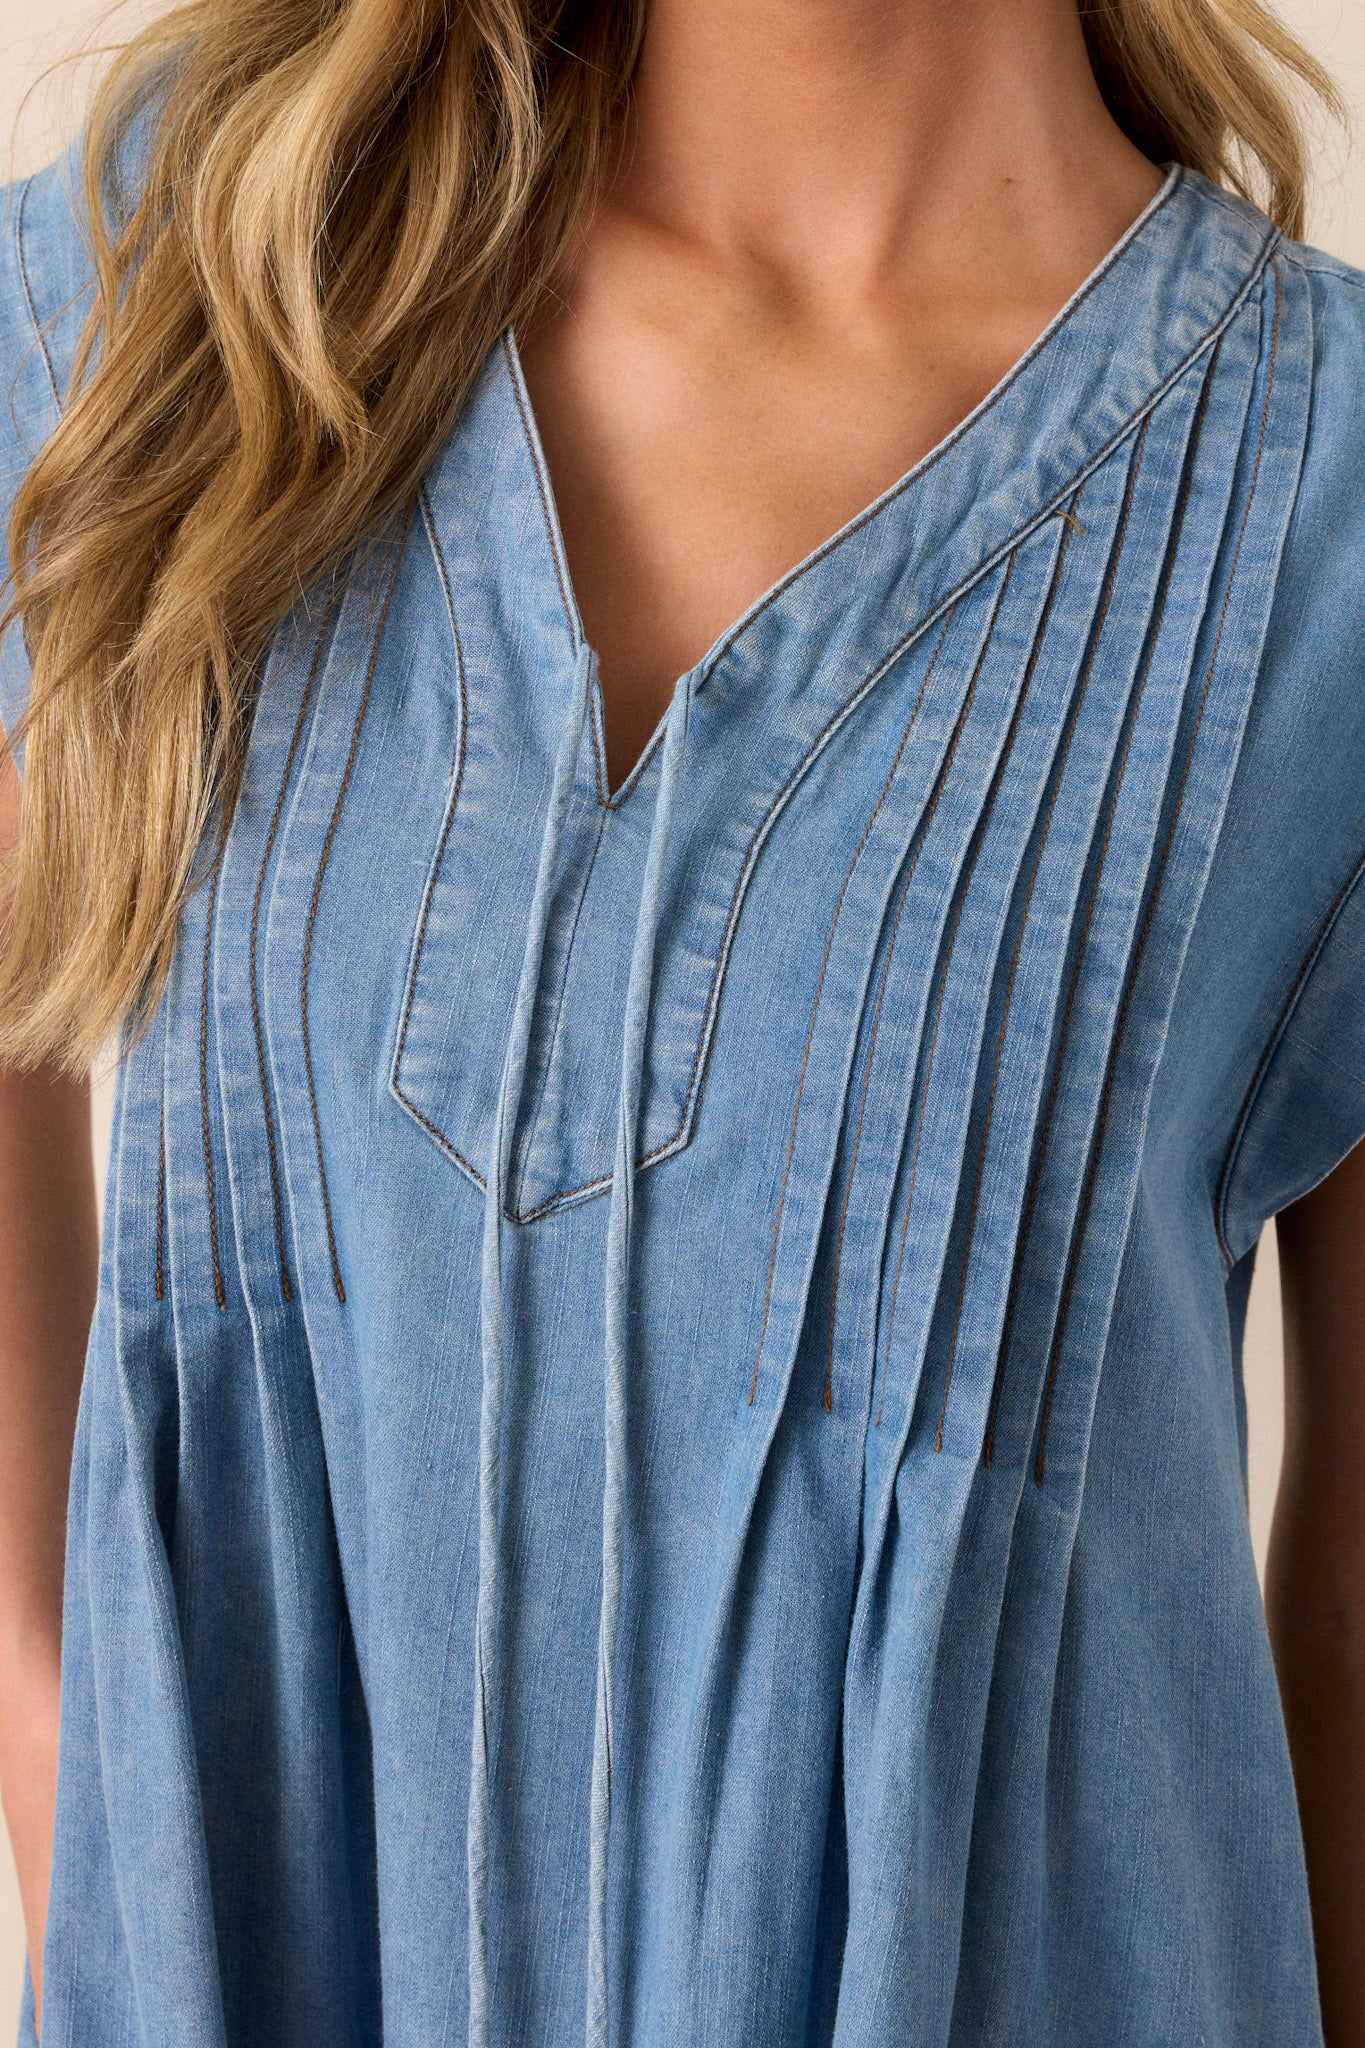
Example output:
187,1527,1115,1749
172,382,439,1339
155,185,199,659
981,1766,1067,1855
4,149,1365,2048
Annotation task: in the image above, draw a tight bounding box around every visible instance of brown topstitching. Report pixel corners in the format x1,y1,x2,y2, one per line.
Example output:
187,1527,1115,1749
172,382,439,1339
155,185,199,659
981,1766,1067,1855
1035,263,1281,1485
984,341,1221,1468
301,514,412,1305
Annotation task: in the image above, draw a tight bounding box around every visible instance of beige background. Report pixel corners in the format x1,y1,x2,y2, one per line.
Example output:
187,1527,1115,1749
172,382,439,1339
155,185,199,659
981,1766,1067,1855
1,0,1363,2025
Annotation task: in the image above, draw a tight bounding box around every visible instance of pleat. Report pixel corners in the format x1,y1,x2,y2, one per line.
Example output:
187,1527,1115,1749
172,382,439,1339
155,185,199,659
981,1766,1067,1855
821,469,1142,1450
828,258,1308,2048
822,417,1171,2041
837,332,1233,2036
983,295,1264,1484
623,568,1010,2040
89,562,389,2047
946,257,1311,2047
824,387,1199,2046
36,1291,142,2046
817,506,1070,1430
1026,264,1303,1488
80,950,229,2048
209,596,382,2042
253,515,502,2048
743,570,1013,1411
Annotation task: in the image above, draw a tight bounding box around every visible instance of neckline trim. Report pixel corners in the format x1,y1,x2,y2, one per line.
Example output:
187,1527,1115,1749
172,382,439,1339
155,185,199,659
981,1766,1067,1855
423,166,1280,824
499,163,1184,702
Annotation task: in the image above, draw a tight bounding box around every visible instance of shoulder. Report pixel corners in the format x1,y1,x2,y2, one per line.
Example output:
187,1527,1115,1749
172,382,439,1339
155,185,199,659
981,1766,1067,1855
1258,235,1365,668
1,96,159,431
1273,238,1365,643
0,144,97,434
0,150,105,708
0,145,98,749
1278,234,1365,308
1198,233,1365,1251
1276,236,1365,472
0,165,70,495
0,92,162,755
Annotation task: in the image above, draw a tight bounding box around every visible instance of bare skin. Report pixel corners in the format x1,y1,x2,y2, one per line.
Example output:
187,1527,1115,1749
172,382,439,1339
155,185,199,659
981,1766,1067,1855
517,0,1164,789
518,0,1365,2029
0,745,98,2032
1,0,1362,2038
1272,1148,1365,2048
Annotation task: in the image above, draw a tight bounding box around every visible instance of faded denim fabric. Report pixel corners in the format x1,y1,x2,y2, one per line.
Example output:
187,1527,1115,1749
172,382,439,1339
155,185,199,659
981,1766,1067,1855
3,152,1365,2048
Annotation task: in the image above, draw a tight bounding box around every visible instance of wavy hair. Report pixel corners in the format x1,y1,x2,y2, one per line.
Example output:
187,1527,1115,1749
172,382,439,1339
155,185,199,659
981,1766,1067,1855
0,0,1343,1067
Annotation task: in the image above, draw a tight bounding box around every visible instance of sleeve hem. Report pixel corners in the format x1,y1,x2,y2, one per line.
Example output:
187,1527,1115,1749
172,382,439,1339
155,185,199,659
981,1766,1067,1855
1214,843,1365,1266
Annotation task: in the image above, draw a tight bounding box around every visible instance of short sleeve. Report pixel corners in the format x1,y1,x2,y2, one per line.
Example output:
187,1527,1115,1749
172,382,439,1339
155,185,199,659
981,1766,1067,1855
1218,849,1365,1259
0,147,97,760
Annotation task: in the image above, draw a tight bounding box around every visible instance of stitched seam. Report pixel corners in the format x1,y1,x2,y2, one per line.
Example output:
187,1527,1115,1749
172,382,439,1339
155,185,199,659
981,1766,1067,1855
602,274,1271,1185
392,1086,485,1183
15,178,61,413
929,498,1085,1448
871,557,1020,1427
1035,263,1281,1484
303,515,411,1303
826,549,1022,1416
976,424,1152,1463
505,176,1269,801
695,174,1262,680
200,854,227,1311
746,605,957,1405
588,687,608,801
155,1093,167,1302
1213,845,1365,1264
503,333,577,638
396,486,646,1194
408,254,1271,1222
825,881,914,1410
511,810,609,1205
701,173,1188,671
596,715,667,810
505,337,669,813
1268,247,1358,288
986,336,1222,1460
249,597,338,1303
393,487,471,1086
388,489,498,1188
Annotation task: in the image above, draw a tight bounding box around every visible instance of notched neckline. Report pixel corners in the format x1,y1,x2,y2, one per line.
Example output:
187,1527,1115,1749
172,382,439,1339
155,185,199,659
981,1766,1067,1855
499,162,1184,803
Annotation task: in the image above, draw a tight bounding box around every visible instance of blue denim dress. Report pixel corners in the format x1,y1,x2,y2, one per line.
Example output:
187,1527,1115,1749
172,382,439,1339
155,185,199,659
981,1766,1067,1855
4,152,1365,2048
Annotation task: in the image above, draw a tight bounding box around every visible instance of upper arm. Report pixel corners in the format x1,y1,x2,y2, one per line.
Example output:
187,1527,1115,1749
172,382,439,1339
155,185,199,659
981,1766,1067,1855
1218,858,1365,1259
1276,1136,1365,1528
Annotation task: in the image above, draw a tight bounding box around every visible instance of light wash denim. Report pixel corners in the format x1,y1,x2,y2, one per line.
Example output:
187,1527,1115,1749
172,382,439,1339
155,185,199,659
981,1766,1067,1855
3,148,1365,2048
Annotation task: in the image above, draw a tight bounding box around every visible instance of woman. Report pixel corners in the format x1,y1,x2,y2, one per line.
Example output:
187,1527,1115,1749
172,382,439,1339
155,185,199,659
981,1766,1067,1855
0,0,1362,2040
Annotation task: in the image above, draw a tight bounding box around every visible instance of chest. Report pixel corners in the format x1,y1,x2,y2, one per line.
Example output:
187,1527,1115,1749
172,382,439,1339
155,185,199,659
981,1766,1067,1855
515,268,1078,794
143,219,1301,1488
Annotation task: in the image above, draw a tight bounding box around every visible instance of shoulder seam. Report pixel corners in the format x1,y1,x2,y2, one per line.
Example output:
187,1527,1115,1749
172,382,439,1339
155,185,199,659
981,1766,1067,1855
1192,179,1273,228
1278,246,1365,293
1214,843,1365,1265
15,175,61,414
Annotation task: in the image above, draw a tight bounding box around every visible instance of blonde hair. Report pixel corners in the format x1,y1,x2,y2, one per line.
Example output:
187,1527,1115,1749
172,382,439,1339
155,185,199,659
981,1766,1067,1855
0,0,1343,1069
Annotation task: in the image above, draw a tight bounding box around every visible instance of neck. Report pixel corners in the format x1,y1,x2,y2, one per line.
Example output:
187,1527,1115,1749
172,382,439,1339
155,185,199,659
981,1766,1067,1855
614,0,1161,291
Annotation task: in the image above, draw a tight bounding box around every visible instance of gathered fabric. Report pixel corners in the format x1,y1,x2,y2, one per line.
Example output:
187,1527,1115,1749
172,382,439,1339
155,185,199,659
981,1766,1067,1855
5,156,1365,2048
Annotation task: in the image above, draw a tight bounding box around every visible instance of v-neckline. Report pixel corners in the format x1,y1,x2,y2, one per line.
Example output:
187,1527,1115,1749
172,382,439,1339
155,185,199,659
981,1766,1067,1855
499,163,1184,801
421,165,1279,827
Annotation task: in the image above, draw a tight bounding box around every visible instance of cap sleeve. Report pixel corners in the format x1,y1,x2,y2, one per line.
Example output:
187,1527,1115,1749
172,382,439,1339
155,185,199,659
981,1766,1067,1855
1218,848,1365,1260
0,148,97,760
